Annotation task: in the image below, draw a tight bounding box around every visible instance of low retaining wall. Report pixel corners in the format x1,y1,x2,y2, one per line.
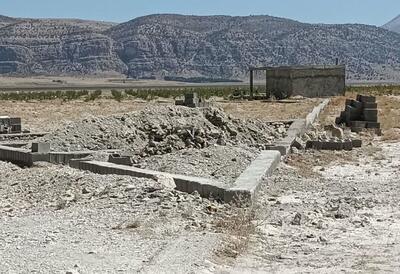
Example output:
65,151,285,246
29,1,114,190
224,151,281,205
49,151,93,165
0,145,33,167
70,160,226,200
267,98,330,156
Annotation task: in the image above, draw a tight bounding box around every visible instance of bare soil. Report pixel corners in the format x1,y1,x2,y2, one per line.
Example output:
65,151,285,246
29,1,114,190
218,98,323,121
0,99,161,132
0,93,399,273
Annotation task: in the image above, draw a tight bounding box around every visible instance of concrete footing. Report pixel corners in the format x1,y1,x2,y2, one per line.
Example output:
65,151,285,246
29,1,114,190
267,99,331,156
224,151,281,205
69,160,226,200
0,145,33,167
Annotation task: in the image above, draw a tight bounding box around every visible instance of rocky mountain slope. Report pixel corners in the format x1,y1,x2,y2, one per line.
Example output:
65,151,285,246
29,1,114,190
1,14,400,80
383,15,400,33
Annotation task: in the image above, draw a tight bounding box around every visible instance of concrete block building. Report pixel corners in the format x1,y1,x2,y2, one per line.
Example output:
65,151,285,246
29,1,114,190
250,65,345,99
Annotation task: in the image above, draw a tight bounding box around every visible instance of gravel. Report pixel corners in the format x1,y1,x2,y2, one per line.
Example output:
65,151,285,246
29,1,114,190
0,160,233,273
138,145,259,186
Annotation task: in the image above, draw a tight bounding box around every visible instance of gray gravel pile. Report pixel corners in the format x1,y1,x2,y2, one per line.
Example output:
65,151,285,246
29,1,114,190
138,145,259,186
0,161,229,218
37,105,288,154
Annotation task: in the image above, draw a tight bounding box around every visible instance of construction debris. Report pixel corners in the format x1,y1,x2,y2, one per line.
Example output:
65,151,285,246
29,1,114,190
335,95,380,133
301,124,362,151
175,93,210,108
35,105,289,155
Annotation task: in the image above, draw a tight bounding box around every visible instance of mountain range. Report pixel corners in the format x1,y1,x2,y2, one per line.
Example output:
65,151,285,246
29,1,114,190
1,14,400,81
383,15,400,34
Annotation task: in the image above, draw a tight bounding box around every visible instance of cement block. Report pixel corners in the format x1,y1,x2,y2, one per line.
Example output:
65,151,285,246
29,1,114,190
175,99,184,106
351,121,367,128
292,138,305,150
321,141,343,150
108,154,133,166
362,102,378,109
350,100,363,109
31,153,49,162
358,95,376,103
343,140,353,151
10,117,21,125
335,117,343,125
351,127,364,133
31,142,50,153
345,106,362,123
362,109,378,122
366,122,381,129
352,139,362,148
306,140,322,150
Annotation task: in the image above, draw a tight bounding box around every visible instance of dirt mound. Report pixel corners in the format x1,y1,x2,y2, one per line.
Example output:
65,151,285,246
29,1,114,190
39,106,288,154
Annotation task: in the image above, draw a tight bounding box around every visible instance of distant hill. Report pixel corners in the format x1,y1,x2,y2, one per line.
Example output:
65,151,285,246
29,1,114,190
0,15,19,28
1,14,400,81
383,15,400,33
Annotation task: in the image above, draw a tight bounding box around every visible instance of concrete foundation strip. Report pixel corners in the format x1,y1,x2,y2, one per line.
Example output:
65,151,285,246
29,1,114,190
224,151,281,205
69,160,226,200
0,99,331,205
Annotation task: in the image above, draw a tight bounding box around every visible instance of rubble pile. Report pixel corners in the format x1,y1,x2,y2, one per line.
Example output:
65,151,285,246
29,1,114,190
37,106,289,155
293,124,362,151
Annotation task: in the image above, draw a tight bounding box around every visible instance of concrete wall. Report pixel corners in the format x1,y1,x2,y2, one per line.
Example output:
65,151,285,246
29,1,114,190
0,145,33,167
266,65,345,99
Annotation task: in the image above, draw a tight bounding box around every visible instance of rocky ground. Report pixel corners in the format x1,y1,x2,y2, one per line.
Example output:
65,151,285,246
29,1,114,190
138,145,259,187
216,138,400,273
1,94,399,273
0,161,232,273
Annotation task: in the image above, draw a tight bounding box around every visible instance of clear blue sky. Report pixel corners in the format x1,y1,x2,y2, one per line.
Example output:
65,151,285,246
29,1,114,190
1,0,399,26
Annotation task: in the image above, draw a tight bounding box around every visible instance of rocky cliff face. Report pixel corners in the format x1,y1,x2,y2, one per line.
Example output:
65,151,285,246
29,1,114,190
1,14,400,80
0,18,126,75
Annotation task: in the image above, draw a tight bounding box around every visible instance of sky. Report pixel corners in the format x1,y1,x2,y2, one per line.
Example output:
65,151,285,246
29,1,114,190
1,0,399,26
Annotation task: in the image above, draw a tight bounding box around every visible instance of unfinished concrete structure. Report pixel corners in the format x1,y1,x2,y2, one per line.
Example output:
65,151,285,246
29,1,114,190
175,93,210,108
249,65,345,99
0,116,22,134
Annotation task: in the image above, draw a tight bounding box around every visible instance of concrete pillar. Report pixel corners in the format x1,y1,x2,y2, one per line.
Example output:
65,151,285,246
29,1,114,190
250,69,254,99
265,70,271,99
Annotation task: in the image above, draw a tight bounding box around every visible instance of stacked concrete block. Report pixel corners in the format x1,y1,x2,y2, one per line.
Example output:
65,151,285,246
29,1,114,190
175,93,210,108
184,93,199,107
31,142,50,153
31,142,51,162
306,138,362,151
335,95,380,133
0,116,22,134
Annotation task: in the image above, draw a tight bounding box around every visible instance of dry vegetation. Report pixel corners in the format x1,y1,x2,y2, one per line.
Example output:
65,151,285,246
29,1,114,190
0,99,168,132
214,206,257,260
218,98,323,121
